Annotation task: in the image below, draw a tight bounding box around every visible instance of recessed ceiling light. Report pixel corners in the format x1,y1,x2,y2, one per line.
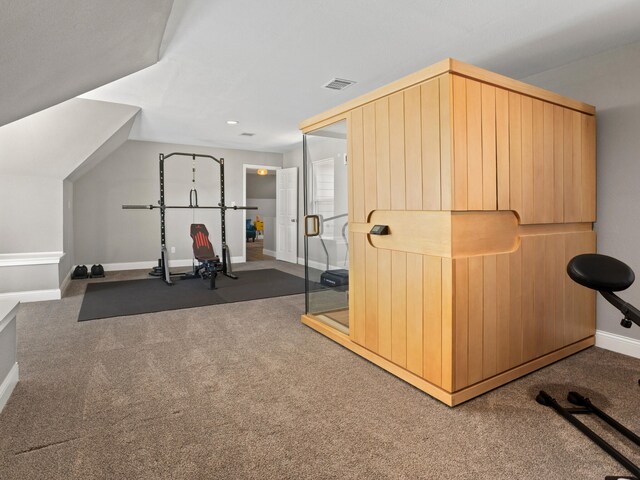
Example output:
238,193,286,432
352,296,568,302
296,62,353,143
257,169,268,176
226,120,239,125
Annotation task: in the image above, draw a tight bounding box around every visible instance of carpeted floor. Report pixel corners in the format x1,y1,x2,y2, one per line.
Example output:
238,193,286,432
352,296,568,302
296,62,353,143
1,261,639,479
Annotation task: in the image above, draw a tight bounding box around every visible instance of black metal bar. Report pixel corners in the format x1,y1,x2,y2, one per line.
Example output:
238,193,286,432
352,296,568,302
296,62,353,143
537,391,640,478
123,205,257,210
567,391,640,446
162,152,221,164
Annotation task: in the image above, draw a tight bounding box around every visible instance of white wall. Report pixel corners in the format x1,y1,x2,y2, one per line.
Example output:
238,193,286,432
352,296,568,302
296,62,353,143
523,40,640,341
74,140,283,266
0,174,62,254
60,180,74,284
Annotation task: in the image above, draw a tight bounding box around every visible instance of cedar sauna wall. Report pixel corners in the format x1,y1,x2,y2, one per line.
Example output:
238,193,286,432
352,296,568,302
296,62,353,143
301,60,596,406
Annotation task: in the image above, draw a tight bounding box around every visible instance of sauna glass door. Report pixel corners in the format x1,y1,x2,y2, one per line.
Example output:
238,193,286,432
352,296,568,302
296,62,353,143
303,120,349,332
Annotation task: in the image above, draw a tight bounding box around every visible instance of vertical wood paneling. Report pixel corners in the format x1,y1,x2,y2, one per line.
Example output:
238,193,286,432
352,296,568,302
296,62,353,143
563,109,575,221
405,86,423,210
496,88,510,211
347,111,354,223
391,250,407,367
509,92,522,217
467,79,483,210
441,258,454,391
423,255,442,385
496,254,510,373
452,75,468,210
521,237,537,362
363,103,377,221
553,235,566,351
406,253,424,376
389,92,406,211
364,241,379,352
353,233,366,345
521,96,534,223
348,232,356,341
533,235,546,358
563,234,576,345
468,256,484,384
553,106,564,223
454,258,468,390
482,84,497,210
543,102,555,223
422,79,441,210
558,234,568,348
351,108,365,223
440,75,453,211
543,235,556,354
571,111,583,223
532,99,544,224
582,115,596,221
375,98,391,211
377,249,392,360
483,255,497,379
508,246,523,368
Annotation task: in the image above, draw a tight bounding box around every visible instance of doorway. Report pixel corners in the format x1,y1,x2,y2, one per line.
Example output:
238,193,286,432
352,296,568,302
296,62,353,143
242,165,280,263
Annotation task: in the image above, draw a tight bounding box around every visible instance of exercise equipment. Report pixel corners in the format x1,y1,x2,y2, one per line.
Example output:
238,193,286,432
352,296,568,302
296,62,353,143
90,264,105,278
537,253,640,479
567,253,640,329
184,224,220,289
305,212,349,289
123,152,257,286
71,265,89,279
536,391,639,479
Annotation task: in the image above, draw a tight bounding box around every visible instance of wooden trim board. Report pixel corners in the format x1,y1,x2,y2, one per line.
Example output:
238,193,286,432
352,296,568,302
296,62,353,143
302,314,594,407
300,59,594,132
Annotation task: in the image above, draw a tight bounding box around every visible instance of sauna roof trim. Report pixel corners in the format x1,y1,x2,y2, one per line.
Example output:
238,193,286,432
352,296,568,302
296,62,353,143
300,58,596,133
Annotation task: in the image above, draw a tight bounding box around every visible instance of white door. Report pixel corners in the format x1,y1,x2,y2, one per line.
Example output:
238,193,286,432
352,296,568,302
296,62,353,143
276,167,298,263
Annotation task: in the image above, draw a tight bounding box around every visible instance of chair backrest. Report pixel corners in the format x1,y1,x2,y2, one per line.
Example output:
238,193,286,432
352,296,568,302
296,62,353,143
190,224,216,261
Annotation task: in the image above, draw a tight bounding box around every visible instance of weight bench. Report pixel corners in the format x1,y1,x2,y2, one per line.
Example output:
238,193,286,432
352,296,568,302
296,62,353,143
184,223,221,289
537,253,640,479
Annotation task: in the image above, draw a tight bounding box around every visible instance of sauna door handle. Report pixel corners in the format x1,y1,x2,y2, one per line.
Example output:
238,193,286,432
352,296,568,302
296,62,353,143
304,215,320,237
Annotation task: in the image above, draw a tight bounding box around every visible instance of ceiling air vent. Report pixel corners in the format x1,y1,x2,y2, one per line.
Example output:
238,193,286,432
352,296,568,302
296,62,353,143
323,78,356,91
240,132,255,137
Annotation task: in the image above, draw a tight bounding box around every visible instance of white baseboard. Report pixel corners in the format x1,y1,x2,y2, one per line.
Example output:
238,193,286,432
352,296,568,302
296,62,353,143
0,289,61,303
60,267,72,295
596,329,640,359
296,257,346,271
0,362,19,413
263,249,276,257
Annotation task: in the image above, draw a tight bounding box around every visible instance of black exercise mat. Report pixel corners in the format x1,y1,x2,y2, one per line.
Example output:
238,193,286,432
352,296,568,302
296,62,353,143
78,268,305,321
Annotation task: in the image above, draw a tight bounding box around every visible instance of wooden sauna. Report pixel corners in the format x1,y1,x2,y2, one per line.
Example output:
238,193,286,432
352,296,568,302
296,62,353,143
300,58,596,406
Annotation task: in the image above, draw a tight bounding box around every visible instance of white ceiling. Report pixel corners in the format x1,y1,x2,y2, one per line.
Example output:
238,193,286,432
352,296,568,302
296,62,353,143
0,0,173,127
74,0,640,153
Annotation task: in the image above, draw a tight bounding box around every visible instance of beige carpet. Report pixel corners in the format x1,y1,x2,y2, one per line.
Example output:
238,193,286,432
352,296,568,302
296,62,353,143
1,264,639,479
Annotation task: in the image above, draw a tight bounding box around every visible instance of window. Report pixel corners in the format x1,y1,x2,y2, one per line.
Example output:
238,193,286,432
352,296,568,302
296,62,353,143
311,157,334,238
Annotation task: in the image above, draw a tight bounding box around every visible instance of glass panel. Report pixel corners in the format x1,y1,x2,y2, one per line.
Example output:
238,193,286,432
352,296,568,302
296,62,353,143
304,119,349,332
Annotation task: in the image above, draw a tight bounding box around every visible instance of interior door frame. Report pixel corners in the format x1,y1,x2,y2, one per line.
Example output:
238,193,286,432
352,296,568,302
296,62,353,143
242,164,281,263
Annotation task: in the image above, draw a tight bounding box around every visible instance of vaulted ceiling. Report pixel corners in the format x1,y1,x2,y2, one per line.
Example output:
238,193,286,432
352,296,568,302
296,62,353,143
80,0,640,153
0,0,173,127
4,0,640,157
